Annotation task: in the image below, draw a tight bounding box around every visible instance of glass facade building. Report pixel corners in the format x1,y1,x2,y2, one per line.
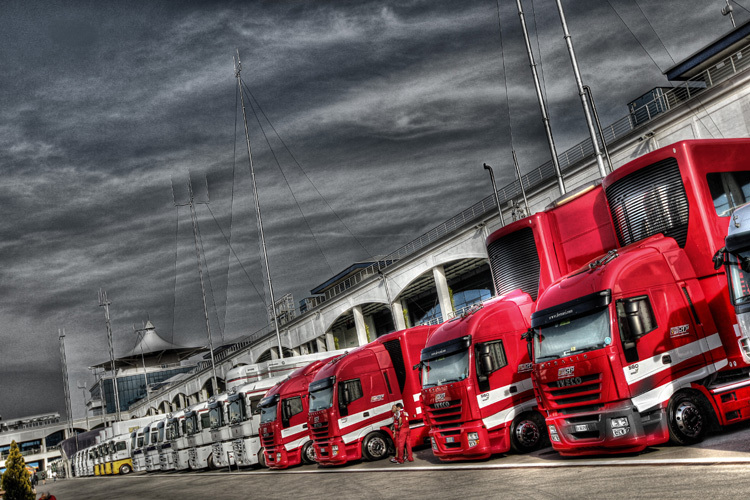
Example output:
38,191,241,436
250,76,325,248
102,366,194,413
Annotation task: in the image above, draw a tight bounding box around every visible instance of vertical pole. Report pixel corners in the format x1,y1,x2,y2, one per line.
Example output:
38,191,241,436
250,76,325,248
187,181,219,395
99,291,121,422
553,0,608,178
583,85,613,173
59,329,73,435
483,163,505,226
515,0,566,195
235,50,285,359
511,150,530,216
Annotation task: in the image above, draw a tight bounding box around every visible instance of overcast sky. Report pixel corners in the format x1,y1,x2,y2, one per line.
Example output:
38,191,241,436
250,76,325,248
0,0,744,421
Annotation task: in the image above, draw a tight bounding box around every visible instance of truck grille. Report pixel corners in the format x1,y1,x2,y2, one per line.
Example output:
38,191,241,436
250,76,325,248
261,431,275,448
310,422,329,441
542,373,602,410
426,400,463,427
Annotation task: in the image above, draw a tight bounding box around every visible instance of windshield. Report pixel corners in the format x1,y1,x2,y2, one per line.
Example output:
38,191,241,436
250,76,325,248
209,407,223,428
422,348,470,388
228,400,244,424
185,415,198,435
260,403,278,424
158,427,164,442
309,386,334,412
534,308,611,362
728,251,750,305
166,421,179,440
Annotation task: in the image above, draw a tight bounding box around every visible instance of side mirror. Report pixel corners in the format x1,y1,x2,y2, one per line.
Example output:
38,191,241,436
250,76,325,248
522,329,534,362
477,344,495,376
713,248,726,270
624,300,644,340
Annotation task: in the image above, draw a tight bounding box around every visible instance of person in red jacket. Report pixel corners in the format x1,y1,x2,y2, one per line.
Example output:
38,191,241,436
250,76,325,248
390,403,413,464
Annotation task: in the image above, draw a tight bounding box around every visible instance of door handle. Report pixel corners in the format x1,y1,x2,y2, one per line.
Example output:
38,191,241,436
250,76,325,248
302,424,308,430
662,354,672,364
509,386,518,394
363,412,370,417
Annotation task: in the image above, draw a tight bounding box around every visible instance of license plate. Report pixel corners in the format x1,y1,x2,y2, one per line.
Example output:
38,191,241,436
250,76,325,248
445,437,455,443
575,424,590,432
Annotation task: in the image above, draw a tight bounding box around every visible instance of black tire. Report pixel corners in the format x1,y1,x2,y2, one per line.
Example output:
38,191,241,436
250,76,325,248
668,392,708,445
119,464,132,475
207,453,218,471
362,432,390,461
257,448,267,469
510,412,546,453
301,441,316,465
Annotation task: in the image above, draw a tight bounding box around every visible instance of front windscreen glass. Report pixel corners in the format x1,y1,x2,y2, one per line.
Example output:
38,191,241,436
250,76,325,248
260,402,278,424
534,308,611,362
166,421,179,440
228,400,244,424
309,386,334,412
209,407,223,428
158,427,165,442
185,415,198,435
728,251,750,305
422,349,470,388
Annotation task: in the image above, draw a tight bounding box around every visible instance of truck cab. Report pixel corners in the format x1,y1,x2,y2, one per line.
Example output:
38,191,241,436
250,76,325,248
723,202,750,343
185,400,215,470
173,401,207,470
145,418,167,471
161,410,185,471
258,359,331,469
208,395,237,469
109,434,132,475
527,139,750,456
220,375,287,468
308,326,433,466
131,425,149,472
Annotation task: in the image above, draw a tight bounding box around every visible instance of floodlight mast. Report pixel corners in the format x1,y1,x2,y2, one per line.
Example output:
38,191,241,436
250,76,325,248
234,50,285,359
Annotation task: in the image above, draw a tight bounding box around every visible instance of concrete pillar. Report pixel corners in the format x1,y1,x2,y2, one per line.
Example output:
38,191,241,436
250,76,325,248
433,265,454,321
364,313,377,340
271,347,280,360
352,306,369,346
325,332,336,351
316,336,327,352
391,299,407,330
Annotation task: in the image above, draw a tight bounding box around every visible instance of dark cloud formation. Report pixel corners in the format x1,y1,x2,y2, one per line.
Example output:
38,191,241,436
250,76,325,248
0,0,741,419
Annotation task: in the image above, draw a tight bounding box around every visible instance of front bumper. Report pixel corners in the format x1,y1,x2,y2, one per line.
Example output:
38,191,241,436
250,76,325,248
429,421,493,461
547,400,665,456
313,436,360,465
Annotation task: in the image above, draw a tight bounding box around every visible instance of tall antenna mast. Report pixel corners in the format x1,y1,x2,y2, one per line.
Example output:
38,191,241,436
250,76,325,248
553,0,608,179
234,50,285,359
515,0,566,195
98,290,121,421
58,329,73,434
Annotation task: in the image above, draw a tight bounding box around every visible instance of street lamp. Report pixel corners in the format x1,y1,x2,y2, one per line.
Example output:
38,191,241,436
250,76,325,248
483,163,505,226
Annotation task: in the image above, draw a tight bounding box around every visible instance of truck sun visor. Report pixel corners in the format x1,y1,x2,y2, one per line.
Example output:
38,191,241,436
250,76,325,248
259,394,279,408
531,290,611,329
420,335,471,362
308,376,335,393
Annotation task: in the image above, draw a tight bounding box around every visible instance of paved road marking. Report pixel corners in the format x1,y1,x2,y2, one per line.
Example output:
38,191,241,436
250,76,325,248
112,455,750,477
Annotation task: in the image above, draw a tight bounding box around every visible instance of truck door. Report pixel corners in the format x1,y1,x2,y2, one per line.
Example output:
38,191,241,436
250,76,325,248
617,283,710,406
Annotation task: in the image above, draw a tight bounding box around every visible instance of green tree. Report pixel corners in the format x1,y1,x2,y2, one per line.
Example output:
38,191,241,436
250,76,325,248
0,441,35,500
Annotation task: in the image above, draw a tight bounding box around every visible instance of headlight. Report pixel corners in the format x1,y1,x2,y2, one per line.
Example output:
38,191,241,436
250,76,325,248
430,437,437,450
468,439,478,447
548,424,560,442
612,427,629,437
332,445,339,456
276,452,281,460
610,417,629,428
467,432,479,440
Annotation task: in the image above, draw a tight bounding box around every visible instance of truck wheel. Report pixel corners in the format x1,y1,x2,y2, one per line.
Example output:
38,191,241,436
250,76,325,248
207,453,218,471
301,441,316,465
362,432,390,461
257,448,267,469
668,393,707,445
510,412,545,453
119,464,132,475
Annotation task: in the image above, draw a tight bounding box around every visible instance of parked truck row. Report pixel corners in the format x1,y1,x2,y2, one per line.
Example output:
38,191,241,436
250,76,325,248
68,140,750,475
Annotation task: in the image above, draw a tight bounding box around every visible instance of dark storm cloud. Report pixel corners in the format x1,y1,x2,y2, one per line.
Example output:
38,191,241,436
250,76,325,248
0,0,742,419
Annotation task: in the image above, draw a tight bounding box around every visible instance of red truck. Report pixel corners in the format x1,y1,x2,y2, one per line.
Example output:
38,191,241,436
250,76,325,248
308,326,435,465
259,359,331,469
528,139,750,455
420,181,618,460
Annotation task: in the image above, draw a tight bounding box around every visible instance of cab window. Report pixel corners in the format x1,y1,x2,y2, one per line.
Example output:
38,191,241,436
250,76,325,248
707,171,750,216
282,396,303,420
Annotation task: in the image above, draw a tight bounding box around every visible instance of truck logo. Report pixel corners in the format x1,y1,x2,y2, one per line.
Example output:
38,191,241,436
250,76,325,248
670,324,690,338
480,393,490,402
436,393,446,401
628,363,639,375
371,394,384,402
518,363,532,373
314,416,320,424
434,401,451,409
557,366,575,379
555,377,582,388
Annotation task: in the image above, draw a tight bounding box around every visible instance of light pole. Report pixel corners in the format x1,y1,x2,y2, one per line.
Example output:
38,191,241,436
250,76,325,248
483,163,505,226
76,382,90,431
